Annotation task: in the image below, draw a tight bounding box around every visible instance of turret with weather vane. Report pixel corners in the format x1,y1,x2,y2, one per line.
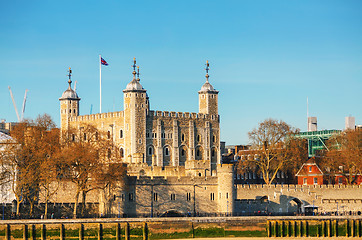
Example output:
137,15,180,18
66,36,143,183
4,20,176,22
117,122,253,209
59,67,80,131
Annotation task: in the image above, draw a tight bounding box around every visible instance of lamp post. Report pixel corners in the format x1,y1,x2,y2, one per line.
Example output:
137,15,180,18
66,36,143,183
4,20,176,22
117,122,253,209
118,201,120,218
193,184,202,217
151,185,154,218
193,184,196,217
227,200,229,216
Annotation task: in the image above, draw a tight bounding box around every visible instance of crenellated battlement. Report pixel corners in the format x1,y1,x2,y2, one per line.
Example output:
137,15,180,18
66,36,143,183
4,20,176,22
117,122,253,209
70,111,125,122
130,174,218,185
235,184,362,190
147,110,219,121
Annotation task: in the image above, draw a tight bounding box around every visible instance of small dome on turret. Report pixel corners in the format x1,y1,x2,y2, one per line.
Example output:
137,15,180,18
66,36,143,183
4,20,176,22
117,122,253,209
59,67,80,100
125,78,144,91
199,60,218,93
123,58,146,92
60,86,79,100
200,81,215,92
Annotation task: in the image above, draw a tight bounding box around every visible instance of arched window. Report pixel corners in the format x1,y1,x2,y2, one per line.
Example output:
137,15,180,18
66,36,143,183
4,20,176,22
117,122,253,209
95,132,99,140
181,149,186,156
119,148,124,158
165,147,169,156
181,134,185,142
107,149,111,159
83,133,87,141
107,131,111,139
197,135,201,142
148,146,153,156
119,129,123,138
213,135,216,143
196,149,200,157
72,134,75,141
212,149,215,157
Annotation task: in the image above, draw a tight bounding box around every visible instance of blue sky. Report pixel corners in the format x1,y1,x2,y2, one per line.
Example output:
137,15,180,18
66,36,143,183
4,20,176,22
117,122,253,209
1,1,361,145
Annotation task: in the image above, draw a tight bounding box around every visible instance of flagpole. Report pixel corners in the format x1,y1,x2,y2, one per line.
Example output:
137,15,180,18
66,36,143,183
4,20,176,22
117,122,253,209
99,54,102,113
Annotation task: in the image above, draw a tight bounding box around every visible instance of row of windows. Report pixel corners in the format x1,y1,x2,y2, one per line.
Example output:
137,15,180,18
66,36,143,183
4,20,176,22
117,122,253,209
114,192,225,202
200,94,216,99
125,93,145,98
125,103,146,108
146,133,217,143
147,146,216,157
303,177,319,185
152,192,216,202
62,109,77,114
235,171,286,180
93,129,217,143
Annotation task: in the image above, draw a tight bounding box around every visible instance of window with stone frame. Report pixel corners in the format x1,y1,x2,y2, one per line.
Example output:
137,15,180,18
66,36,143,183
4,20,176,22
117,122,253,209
210,193,215,201
119,129,123,138
171,193,176,201
153,193,158,202
129,193,134,201
148,146,153,156
164,147,170,156
119,148,124,158
181,149,186,156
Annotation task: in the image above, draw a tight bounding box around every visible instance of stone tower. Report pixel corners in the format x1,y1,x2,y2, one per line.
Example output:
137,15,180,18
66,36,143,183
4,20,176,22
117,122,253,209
198,61,219,115
217,164,234,215
59,68,80,131
123,59,148,164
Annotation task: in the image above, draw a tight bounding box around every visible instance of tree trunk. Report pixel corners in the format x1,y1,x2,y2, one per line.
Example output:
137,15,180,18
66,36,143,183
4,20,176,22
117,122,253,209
73,191,80,219
29,200,34,216
44,199,48,219
81,190,87,217
16,200,20,216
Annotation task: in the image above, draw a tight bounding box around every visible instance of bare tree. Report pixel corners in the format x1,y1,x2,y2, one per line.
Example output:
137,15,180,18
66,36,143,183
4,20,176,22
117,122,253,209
237,119,307,185
321,129,362,185
60,124,125,218
34,115,62,218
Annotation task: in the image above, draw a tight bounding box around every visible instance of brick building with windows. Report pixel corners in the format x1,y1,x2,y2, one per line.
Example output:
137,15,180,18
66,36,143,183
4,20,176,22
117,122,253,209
295,158,325,185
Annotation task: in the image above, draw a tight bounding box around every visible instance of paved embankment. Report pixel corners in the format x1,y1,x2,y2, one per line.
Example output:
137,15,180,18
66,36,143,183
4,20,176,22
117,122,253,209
1,215,362,224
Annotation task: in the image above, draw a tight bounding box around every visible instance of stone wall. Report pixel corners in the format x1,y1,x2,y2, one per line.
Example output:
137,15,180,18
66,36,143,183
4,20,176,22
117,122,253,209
235,184,362,215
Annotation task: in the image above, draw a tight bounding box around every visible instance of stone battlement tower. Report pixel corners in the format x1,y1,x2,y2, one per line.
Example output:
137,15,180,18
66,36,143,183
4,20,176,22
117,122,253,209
59,59,221,177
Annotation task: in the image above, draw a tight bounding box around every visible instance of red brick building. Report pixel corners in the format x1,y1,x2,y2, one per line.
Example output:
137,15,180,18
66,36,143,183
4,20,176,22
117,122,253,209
295,158,324,185
334,174,362,185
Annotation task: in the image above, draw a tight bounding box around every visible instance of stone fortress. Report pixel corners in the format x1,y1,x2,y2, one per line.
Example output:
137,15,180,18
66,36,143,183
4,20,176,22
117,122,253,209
56,59,362,217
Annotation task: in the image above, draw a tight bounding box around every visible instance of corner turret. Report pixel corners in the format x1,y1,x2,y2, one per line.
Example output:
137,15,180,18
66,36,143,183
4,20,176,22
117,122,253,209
198,61,219,115
59,68,80,131
123,58,148,163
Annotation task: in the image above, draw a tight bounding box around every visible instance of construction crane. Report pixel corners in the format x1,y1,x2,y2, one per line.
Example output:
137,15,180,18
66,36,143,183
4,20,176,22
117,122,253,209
21,89,28,121
8,86,28,122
